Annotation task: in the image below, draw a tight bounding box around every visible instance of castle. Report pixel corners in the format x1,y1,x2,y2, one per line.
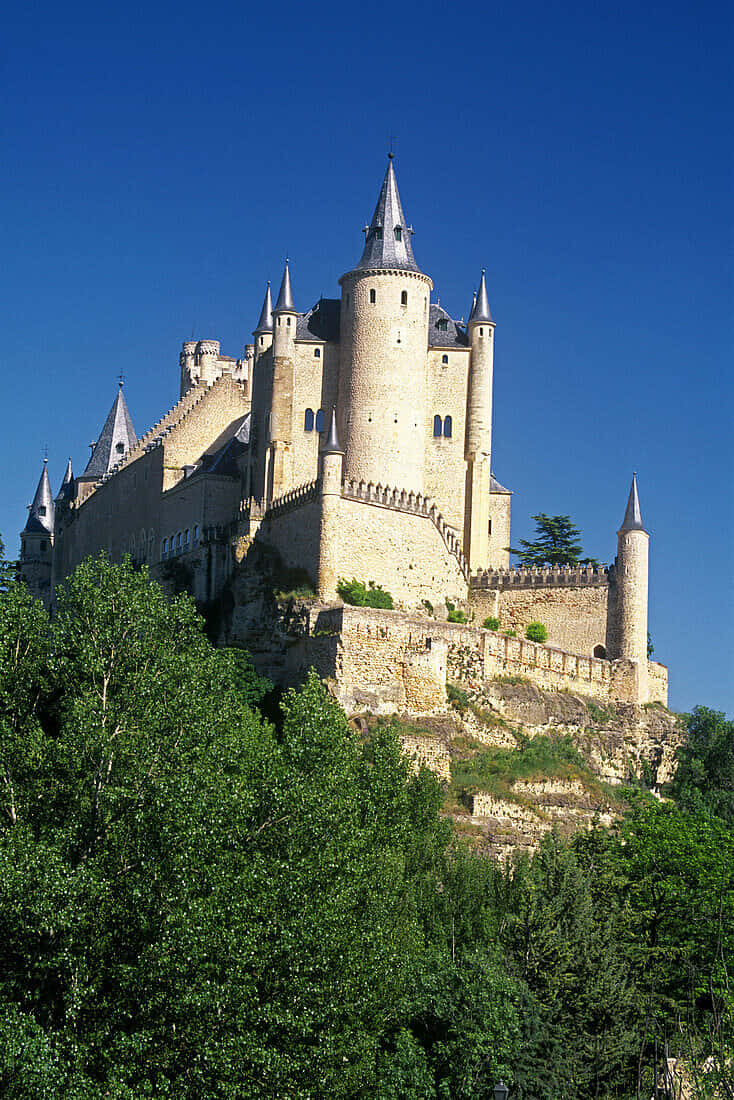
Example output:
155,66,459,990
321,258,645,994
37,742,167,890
19,157,667,709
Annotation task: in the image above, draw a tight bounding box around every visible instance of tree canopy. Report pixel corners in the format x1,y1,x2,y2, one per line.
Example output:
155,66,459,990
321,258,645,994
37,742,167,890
510,514,598,568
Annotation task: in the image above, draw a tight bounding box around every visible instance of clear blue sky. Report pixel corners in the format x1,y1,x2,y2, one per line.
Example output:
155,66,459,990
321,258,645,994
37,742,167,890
1,0,731,715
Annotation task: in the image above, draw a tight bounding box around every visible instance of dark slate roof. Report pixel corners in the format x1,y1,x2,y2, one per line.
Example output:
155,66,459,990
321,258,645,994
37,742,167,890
56,458,74,503
490,473,512,494
428,304,469,348
22,460,54,535
322,407,342,453
296,299,341,343
274,260,296,313
254,281,273,333
620,473,646,532
83,385,137,479
469,269,493,324
192,415,250,479
355,157,423,273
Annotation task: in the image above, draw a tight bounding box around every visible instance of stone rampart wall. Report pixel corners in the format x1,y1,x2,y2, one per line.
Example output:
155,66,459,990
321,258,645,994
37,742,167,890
470,583,611,658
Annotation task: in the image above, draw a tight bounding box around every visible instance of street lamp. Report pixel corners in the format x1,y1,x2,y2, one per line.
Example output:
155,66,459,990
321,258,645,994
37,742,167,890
494,1082,509,1100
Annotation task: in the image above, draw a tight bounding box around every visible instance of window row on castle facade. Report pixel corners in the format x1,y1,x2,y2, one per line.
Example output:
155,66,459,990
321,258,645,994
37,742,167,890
304,409,326,433
160,525,199,561
433,414,452,438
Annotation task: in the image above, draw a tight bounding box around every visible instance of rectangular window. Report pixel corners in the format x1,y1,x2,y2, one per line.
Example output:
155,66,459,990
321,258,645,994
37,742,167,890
193,525,199,546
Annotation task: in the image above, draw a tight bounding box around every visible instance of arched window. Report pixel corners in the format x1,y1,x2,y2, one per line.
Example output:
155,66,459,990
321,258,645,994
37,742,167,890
286,316,291,327
115,442,125,454
437,318,448,332
315,409,325,432
479,326,484,336
441,354,448,364
314,347,321,358
38,505,46,516
375,227,383,240
443,416,452,438
401,290,408,305
184,529,190,550
369,288,376,304
433,414,442,437
193,525,199,546
594,644,607,659
304,408,314,432
176,533,182,552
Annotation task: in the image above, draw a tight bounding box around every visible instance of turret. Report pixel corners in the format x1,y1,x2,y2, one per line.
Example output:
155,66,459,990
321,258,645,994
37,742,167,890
338,155,432,492
267,260,298,498
254,280,274,358
317,408,344,601
19,459,55,607
76,383,137,503
614,473,650,701
196,339,221,385
463,269,497,570
179,340,199,396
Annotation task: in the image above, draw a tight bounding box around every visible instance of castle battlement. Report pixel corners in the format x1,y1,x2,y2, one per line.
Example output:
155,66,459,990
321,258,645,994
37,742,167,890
472,563,612,589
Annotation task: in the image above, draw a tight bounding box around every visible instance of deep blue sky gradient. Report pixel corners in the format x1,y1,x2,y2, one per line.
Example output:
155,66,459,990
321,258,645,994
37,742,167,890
1,0,731,714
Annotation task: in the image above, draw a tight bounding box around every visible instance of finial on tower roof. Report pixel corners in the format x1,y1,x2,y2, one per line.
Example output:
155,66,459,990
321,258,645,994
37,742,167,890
254,280,274,333
469,269,492,324
619,472,646,533
322,406,343,454
274,259,296,313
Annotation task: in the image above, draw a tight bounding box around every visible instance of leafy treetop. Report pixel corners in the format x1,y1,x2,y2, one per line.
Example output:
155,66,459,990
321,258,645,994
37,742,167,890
510,514,598,568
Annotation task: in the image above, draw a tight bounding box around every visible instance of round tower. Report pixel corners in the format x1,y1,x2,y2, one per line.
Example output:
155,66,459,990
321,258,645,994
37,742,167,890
253,280,274,360
317,408,344,601
338,156,432,492
19,459,55,609
179,340,199,397
463,270,496,570
615,473,649,700
196,339,221,385
267,261,298,498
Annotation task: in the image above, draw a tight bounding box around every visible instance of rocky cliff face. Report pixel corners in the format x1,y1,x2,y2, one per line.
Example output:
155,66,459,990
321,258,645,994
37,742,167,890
356,680,684,860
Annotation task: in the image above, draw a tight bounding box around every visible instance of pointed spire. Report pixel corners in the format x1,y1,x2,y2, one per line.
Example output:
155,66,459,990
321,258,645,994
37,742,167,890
56,458,74,503
322,407,343,453
620,473,647,533
356,157,422,273
83,386,137,479
254,280,273,333
274,259,296,313
468,269,492,324
22,460,54,535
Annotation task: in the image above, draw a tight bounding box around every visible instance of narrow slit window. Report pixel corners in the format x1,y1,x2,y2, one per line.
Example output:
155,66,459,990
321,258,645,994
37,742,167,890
401,290,408,305
433,414,442,437
369,289,376,304
488,520,492,535
304,408,314,432
394,226,402,241
315,409,325,432
286,316,291,327
443,415,452,438
193,525,199,546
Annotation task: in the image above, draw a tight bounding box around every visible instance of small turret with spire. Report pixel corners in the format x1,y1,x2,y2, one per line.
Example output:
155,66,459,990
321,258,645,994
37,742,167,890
463,268,497,571
614,472,650,701
19,459,55,607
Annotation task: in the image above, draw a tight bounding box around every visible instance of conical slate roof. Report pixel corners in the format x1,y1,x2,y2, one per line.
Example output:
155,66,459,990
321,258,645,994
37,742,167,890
254,281,273,333
619,473,646,533
469,269,492,323
56,458,74,503
22,460,54,535
322,407,343,453
356,157,422,273
274,260,296,313
83,385,137,479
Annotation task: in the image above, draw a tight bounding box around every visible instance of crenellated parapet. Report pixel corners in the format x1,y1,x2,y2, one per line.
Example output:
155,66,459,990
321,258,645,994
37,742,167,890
341,477,470,581
472,563,612,589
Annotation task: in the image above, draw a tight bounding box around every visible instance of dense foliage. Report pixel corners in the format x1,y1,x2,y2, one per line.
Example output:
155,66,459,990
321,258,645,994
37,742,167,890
337,577,394,609
510,514,598,568
0,554,731,1097
524,621,547,643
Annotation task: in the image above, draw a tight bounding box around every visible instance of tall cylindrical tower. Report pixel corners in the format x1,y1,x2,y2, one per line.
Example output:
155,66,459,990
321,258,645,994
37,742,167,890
317,409,344,601
338,157,432,493
179,340,199,397
615,474,649,700
463,270,496,570
196,339,221,385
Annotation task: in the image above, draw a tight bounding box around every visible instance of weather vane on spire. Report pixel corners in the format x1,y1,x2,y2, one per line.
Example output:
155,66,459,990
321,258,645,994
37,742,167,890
118,371,125,388
388,133,397,159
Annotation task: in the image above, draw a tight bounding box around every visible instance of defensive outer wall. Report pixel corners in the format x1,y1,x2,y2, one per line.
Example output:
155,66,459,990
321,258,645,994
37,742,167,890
256,603,668,715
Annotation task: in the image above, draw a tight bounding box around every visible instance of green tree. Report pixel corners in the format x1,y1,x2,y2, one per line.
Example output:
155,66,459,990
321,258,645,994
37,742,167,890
510,514,597,568
672,705,734,825
0,534,16,593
